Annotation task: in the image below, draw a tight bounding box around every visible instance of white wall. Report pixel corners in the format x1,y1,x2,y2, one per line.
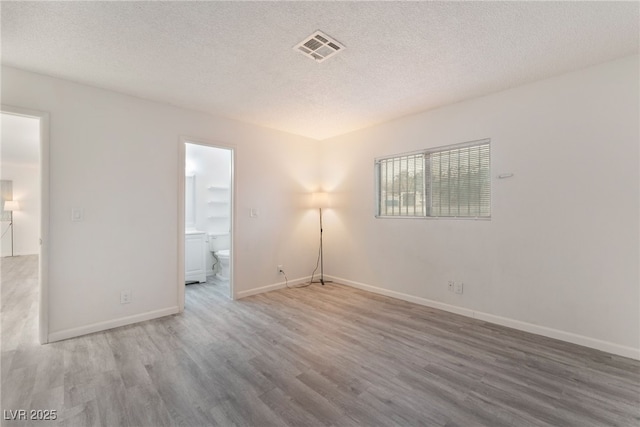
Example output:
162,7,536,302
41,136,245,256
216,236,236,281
3,56,637,357
0,162,40,256
1,67,321,339
320,55,640,357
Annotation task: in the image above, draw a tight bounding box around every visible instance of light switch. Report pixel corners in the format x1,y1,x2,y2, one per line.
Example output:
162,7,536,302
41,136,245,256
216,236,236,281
71,207,84,222
250,208,259,218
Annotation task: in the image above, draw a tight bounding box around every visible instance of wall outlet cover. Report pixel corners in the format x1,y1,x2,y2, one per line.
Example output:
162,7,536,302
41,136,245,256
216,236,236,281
120,290,132,304
454,282,464,294
71,207,84,222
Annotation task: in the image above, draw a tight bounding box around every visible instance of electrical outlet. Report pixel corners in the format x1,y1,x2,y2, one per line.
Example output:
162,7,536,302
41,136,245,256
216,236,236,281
448,280,455,292
120,290,132,304
277,265,284,274
454,282,464,294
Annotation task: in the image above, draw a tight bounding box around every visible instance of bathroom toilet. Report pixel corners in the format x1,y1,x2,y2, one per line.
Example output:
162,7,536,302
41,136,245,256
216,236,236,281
208,233,230,281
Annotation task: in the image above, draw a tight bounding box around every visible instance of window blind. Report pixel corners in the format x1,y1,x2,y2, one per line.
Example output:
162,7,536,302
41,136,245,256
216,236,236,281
376,139,490,219
378,153,425,217
429,142,490,217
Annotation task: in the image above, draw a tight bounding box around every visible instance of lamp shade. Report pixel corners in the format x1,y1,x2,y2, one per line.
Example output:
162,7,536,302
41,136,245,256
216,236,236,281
3,200,19,211
311,192,329,208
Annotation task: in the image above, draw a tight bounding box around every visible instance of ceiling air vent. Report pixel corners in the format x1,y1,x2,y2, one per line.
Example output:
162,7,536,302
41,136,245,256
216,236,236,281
294,31,345,63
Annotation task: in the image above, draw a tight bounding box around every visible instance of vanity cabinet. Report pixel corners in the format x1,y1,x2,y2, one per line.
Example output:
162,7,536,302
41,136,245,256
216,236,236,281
185,231,207,283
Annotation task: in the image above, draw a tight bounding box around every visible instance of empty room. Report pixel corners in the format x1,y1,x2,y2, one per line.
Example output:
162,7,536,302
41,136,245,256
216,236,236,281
1,2,638,426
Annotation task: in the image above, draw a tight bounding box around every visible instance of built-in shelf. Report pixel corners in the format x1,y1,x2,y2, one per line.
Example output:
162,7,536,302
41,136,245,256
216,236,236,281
208,185,229,223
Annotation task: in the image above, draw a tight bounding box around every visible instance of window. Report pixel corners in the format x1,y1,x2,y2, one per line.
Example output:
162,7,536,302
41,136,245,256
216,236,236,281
378,153,425,216
376,139,490,219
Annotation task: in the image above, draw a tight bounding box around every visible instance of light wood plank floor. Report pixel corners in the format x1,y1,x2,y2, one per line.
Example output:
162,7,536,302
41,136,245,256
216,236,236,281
2,255,639,426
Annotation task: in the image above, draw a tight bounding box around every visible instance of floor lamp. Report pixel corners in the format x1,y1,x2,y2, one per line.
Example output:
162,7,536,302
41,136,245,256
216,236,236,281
311,192,331,285
4,200,20,257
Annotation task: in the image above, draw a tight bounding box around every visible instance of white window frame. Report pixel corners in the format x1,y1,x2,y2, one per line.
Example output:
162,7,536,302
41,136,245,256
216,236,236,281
375,138,491,220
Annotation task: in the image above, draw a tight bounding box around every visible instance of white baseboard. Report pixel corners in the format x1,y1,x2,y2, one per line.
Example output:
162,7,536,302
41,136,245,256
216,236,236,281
328,275,640,361
48,306,180,343
236,276,313,299
1,253,39,258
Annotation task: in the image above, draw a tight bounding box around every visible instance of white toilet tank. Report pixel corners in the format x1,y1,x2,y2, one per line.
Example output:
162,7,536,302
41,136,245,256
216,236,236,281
208,233,230,252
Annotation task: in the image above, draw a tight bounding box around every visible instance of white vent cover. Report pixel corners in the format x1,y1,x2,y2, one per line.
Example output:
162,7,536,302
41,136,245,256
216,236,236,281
294,31,345,63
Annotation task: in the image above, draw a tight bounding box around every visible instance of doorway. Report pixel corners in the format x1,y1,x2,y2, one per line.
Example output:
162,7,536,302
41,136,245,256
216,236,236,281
1,106,50,344
178,138,234,310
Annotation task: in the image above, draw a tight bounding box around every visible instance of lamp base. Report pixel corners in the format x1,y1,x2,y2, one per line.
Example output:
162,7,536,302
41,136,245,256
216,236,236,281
311,279,333,285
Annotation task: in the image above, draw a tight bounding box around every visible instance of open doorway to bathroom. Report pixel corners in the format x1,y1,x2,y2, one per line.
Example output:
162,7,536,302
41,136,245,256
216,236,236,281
1,107,50,344
180,139,233,307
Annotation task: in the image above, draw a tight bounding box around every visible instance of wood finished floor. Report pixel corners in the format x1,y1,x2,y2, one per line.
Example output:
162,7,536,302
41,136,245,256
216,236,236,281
2,255,639,426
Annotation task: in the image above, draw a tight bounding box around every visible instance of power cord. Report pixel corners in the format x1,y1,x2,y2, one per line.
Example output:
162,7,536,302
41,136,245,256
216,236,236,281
282,267,312,289
308,241,321,285
279,225,323,289
279,237,322,289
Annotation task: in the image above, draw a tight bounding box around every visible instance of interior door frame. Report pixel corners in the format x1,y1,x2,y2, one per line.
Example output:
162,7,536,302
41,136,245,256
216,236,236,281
178,136,236,311
1,105,50,344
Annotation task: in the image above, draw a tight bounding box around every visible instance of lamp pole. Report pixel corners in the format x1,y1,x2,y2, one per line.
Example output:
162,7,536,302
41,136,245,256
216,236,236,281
319,207,324,285
310,192,331,286
315,206,332,285
10,209,14,257
4,201,19,257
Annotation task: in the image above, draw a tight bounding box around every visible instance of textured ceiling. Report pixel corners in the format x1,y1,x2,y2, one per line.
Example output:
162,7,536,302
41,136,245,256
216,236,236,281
2,2,638,140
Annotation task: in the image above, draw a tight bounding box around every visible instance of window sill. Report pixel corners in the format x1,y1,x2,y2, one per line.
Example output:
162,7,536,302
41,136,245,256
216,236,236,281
375,215,491,221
